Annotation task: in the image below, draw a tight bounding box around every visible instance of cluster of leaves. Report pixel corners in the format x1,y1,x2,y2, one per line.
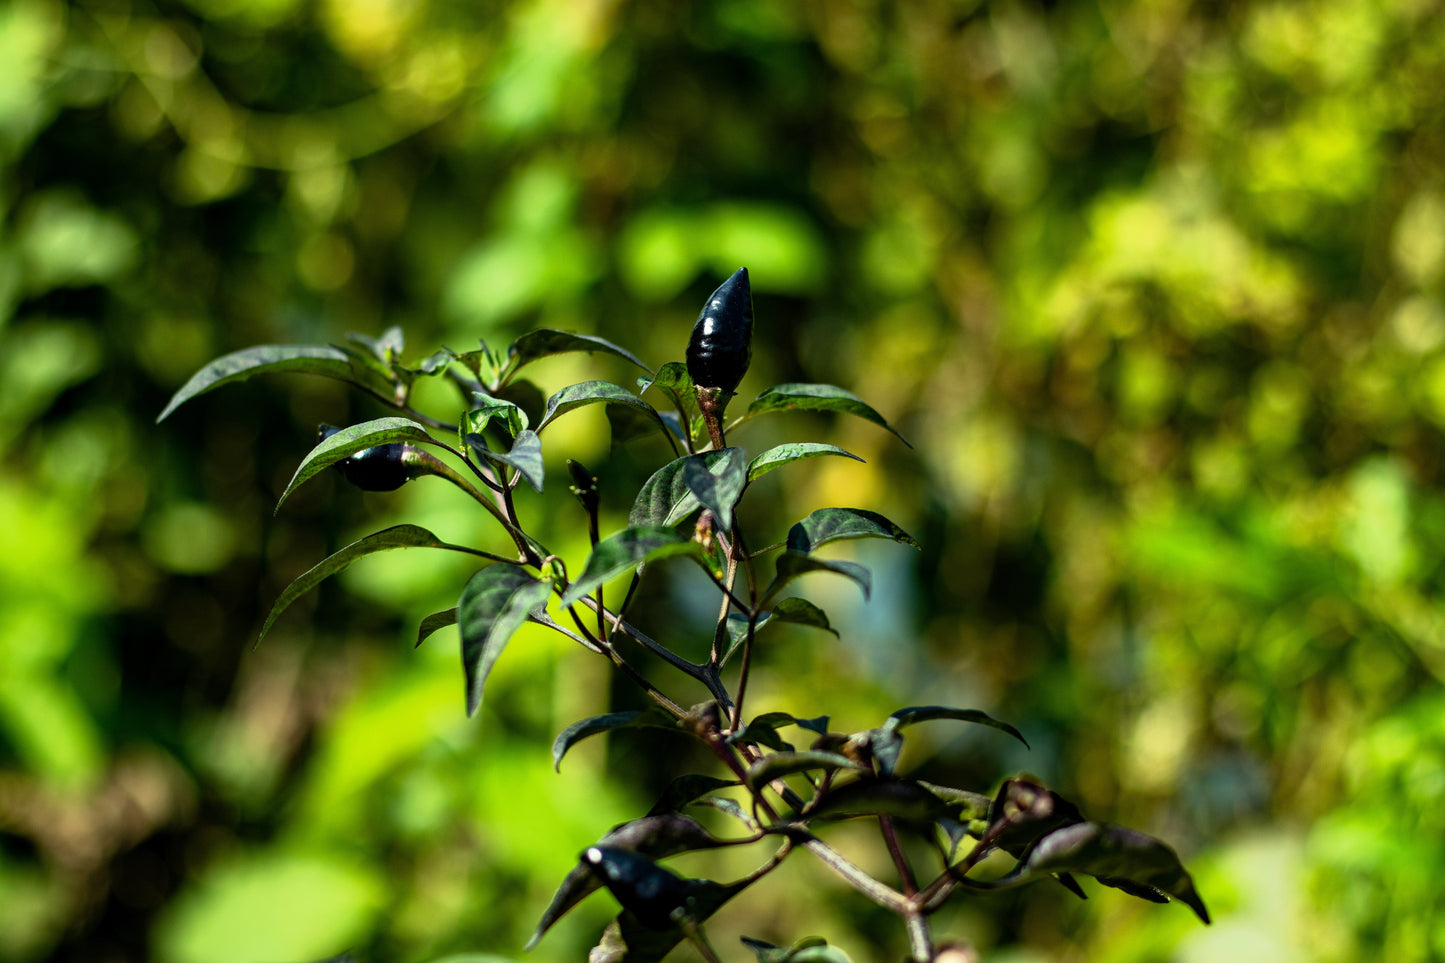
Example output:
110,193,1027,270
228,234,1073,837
158,281,1207,961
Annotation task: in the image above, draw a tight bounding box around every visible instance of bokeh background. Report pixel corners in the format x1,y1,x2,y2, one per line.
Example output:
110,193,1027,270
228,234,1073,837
5,0,1445,960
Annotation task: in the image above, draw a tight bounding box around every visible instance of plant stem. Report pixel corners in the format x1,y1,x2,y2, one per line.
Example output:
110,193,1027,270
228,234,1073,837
801,836,911,914
904,911,934,963
880,815,918,895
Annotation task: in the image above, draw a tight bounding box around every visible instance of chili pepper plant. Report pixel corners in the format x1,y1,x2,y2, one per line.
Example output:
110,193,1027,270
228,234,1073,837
158,269,1210,962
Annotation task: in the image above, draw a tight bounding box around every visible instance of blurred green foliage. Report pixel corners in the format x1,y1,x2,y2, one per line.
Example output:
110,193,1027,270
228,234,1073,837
4,0,1445,960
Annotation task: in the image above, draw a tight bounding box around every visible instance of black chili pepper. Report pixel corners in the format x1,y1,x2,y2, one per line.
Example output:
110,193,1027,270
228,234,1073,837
318,423,410,492
581,845,694,929
686,267,753,393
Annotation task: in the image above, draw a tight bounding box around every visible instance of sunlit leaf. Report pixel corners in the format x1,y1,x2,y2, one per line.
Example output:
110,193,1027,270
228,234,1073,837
631,449,744,528
536,381,668,434
746,444,863,482
465,395,530,436
260,525,481,641
156,345,394,422
457,565,553,717
742,383,911,446
503,329,652,382
647,775,740,817
682,447,747,529
276,417,437,510
786,508,919,554
471,429,544,492
561,527,702,605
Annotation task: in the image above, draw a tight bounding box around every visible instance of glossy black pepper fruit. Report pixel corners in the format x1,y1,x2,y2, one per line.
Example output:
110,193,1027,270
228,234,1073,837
685,267,753,393
581,845,694,929
318,424,410,492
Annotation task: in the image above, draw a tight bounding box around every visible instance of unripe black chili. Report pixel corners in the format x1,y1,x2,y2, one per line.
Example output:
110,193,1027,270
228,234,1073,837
686,267,753,393
318,423,410,492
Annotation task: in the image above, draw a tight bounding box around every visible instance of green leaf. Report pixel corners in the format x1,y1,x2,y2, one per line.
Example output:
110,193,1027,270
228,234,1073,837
647,775,740,816
276,417,438,510
786,508,919,554
552,708,680,771
747,444,863,482
465,395,530,436
741,936,854,963
561,527,702,606
728,712,802,752
480,429,544,492
415,607,458,647
765,553,872,602
156,344,394,422
682,447,747,529
743,751,863,792
884,705,1029,749
772,597,839,637
502,329,652,383
1011,823,1211,924
631,449,746,528
809,779,956,824
260,525,479,641
536,381,668,434
743,383,911,446
638,362,698,427
457,565,553,717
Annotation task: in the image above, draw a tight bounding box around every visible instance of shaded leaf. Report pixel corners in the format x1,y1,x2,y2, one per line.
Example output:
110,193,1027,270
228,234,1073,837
647,775,740,817
503,329,651,382
746,444,863,482
157,344,395,422
1014,822,1210,924
729,712,802,752
766,553,872,602
744,383,911,447
631,450,745,528
979,776,1085,861
810,779,957,824
260,525,479,641
476,429,544,492
742,935,853,963
607,402,684,446
744,751,863,792
772,598,838,637
682,447,747,530
457,565,552,717
536,381,667,435
884,705,1029,749
560,527,702,605
277,418,437,510
786,508,919,554
415,607,458,647
552,709,680,771
582,847,695,930
638,361,697,424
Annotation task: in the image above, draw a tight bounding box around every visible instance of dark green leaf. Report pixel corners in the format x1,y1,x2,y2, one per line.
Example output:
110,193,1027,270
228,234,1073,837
722,612,770,664
277,417,437,510
260,525,478,641
743,383,911,447
552,709,680,771
728,711,803,752
786,508,919,554
772,598,838,637
536,381,668,435
884,705,1029,749
560,527,702,605
743,751,863,792
607,402,684,446
1015,823,1210,924
415,607,458,647
847,726,905,775
481,429,544,492
682,447,746,530
747,444,863,482
630,449,745,528
588,875,743,963
458,565,553,717
811,778,958,824
766,553,872,602
503,329,651,382
465,395,530,436
157,344,394,422
915,781,994,822
741,936,852,963
647,775,740,817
